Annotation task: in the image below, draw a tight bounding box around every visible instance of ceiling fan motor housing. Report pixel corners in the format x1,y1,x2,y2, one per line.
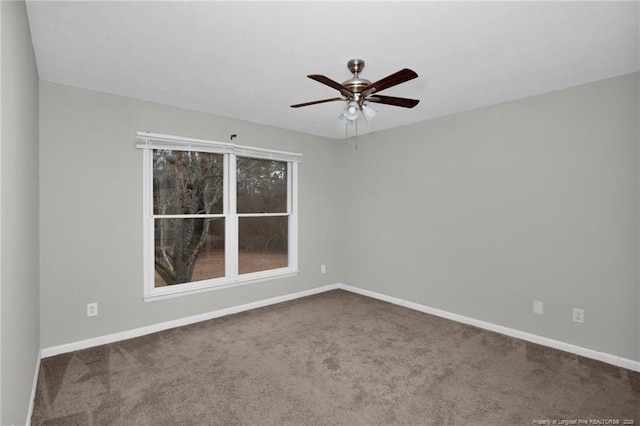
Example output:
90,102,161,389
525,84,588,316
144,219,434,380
343,58,371,101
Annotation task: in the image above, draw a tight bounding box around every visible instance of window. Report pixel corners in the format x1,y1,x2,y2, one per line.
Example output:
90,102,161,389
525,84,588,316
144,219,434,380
236,157,289,274
137,133,300,301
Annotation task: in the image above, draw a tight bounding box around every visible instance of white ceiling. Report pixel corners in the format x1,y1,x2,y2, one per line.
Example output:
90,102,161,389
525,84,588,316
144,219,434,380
25,1,639,140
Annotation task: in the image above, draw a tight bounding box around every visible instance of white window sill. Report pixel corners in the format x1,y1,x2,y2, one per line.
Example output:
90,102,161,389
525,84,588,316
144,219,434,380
143,268,299,302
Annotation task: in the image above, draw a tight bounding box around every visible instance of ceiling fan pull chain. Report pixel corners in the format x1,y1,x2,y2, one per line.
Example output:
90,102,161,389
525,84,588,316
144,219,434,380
355,119,358,150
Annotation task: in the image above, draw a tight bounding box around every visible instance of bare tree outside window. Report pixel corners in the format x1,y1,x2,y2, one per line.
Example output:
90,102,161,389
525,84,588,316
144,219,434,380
153,150,224,286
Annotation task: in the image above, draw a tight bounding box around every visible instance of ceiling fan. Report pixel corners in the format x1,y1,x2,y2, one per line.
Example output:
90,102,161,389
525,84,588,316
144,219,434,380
291,59,419,123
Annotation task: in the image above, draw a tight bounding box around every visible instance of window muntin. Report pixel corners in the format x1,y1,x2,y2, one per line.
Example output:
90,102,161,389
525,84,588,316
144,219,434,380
138,132,300,301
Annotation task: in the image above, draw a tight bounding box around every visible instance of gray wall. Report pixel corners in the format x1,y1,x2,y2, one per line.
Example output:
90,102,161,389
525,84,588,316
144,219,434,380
38,73,639,363
340,73,640,361
39,82,343,349
1,1,40,424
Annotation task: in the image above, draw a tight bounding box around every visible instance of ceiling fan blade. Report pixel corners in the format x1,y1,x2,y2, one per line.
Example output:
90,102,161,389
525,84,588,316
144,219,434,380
308,74,353,96
367,95,420,108
362,68,418,96
291,97,344,108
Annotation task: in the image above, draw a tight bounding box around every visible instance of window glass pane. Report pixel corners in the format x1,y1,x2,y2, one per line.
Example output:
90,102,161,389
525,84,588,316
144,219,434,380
237,157,287,213
154,217,225,287
238,216,288,274
153,149,224,215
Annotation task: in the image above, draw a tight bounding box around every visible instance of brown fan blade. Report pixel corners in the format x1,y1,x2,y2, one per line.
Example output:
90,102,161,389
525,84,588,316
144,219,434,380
367,95,420,108
291,97,344,108
308,75,353,97
362,68,418,96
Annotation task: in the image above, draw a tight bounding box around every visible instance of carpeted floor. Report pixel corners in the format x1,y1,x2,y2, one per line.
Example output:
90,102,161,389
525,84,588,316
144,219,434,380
32,289,640,425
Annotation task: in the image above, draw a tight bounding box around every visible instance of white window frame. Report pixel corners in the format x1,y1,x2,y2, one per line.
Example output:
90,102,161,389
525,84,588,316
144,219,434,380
137,132,301,302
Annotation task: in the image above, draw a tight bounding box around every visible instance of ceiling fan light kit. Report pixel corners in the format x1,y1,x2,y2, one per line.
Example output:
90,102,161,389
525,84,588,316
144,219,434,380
291,58,420,126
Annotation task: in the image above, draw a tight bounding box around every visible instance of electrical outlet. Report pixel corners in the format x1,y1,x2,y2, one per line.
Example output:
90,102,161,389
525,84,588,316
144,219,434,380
533,300,543,315
321,264,326,274
572,308,584,323
87,302,98,317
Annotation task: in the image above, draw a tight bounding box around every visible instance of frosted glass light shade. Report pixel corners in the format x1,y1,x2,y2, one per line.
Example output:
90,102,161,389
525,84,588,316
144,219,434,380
343,101,360,121
361,104,377,122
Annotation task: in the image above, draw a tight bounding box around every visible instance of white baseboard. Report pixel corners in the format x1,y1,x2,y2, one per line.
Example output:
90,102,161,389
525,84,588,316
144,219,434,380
39,282,640,373
337,283,640,372
40,284,339,358
25,351,41,426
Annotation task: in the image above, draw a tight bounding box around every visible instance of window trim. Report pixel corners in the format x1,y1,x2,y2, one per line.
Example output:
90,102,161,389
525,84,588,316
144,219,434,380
137,132,301,302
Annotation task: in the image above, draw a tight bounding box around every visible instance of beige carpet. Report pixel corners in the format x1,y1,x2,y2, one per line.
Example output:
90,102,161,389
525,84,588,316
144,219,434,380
32,290,640,425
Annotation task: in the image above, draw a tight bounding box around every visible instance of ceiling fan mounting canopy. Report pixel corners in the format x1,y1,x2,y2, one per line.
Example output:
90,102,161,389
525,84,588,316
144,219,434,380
347,58,365,74
291,58,420,113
